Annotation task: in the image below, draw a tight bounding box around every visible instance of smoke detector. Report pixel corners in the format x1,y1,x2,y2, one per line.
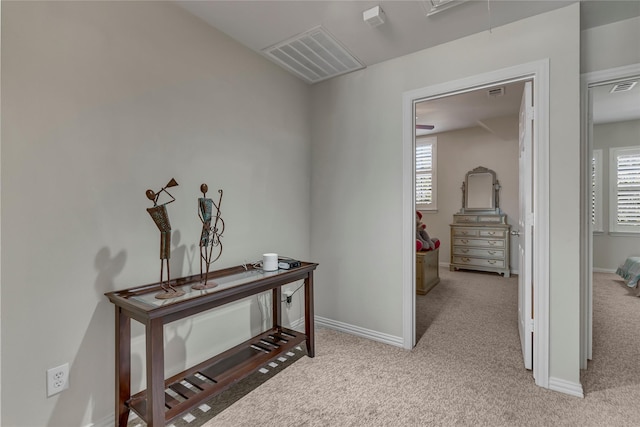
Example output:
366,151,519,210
363,6,386,27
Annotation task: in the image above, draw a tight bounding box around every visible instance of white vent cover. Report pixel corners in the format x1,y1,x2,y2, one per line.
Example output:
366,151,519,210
262,26,365,84
423,0,470,17
610,81,637,93
487,87,505,98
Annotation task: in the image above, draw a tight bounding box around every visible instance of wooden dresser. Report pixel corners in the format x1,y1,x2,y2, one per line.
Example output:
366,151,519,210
416,249,440,294
450,213,511,277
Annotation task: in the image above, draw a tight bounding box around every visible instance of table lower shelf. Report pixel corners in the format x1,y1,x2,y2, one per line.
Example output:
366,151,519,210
128,326,306,424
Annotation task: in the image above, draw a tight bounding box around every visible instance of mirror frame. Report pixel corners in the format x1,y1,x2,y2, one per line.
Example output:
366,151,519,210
461,166,501,213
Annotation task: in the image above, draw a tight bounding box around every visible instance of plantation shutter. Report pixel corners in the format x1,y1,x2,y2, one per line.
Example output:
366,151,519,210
615,148,640,227
591,156,596,225
416,143,433,206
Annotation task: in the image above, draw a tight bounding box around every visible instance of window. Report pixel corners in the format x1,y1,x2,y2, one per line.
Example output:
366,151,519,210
591,149,603,232
416,137,437,211
609,146,640,233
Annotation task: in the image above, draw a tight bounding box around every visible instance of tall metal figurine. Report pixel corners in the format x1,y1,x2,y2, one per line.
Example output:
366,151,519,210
145,178,185,299
192,184,224,290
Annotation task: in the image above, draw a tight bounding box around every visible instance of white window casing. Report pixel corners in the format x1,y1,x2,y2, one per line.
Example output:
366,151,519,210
591,149,603,232
416,137,437,211
609,146,640,234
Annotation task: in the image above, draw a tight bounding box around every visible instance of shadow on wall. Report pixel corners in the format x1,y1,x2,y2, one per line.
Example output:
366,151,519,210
47,246,132,426
170,229,197,279
251,293,273,336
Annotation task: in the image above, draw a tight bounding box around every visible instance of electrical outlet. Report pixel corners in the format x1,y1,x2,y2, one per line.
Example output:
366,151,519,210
46,363,69,397
284,290,294,305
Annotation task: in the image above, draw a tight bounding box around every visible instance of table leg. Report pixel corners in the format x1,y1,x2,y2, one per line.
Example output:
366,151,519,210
115,307,131,426
272,287,282,329
146,318,165,426
304,273,315,357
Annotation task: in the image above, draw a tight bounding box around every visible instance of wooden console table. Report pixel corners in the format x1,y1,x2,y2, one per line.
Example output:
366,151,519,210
105,261,318,426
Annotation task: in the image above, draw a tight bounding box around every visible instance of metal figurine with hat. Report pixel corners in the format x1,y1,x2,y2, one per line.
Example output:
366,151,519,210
192,184,224,290
145,178,185,299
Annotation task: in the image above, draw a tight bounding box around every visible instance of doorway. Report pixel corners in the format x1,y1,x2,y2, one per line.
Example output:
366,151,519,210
402,60,550,389
580,63,640,370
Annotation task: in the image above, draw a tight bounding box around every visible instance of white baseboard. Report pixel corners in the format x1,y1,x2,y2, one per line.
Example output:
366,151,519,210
287,316,305,331
593,267,616,273
548,377,584,398
315,316,404,348
85,414,114,427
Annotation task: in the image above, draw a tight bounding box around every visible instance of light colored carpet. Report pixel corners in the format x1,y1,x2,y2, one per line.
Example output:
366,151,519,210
201,269,640,427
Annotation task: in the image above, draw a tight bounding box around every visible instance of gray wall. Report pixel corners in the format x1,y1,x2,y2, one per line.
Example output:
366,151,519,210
581,16,640,74
310,4,582,384
1,3,638,425
593,119,640,270
1,2,310,425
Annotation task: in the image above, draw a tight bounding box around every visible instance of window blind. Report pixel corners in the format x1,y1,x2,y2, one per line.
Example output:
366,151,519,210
616,150,640,226
416,143,433,205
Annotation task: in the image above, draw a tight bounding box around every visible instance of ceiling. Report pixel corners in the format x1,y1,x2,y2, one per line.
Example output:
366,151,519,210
176,0,640,134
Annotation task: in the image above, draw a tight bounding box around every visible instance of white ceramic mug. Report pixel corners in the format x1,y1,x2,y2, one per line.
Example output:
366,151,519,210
263,253,278,271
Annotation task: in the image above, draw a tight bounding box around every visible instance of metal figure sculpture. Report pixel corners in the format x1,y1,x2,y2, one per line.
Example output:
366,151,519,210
192,184,224,290
145,178,185,299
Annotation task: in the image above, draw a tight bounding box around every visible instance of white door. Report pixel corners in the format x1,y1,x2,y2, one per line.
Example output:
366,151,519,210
518,81,534,370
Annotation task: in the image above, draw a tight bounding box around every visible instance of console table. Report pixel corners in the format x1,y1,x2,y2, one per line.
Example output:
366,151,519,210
105,261,318,427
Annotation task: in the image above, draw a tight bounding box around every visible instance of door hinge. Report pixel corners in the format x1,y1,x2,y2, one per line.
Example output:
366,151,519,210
527,106,535,121
527,212,535,225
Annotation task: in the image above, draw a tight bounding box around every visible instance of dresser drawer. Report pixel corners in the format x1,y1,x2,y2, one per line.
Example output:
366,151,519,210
452,228,479,237
453,247,504,258
455,215,478,223
477,215,504,223
453,238,505,248
452,256,505,269
479,229,505,238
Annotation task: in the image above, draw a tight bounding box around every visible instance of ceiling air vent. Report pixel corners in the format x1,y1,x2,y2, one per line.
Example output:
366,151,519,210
262,26,365,84
610,80,637,93
487,87,505,98
423,0,470,17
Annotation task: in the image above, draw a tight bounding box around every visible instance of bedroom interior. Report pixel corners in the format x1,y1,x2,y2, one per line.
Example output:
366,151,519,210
2,1,640,426
582,64,640,371
414,80,522,276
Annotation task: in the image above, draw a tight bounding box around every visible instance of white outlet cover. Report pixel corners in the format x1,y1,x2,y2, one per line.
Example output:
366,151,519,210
46,363,69,397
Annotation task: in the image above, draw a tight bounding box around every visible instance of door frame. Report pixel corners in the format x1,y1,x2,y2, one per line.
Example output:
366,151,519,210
580,63,640,369
402,59,550,389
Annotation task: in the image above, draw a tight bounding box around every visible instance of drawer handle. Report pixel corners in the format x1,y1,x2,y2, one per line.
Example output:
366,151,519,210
460,249,469,253
488,241,497,245
461,239,469,244
488,250,496,255
488,231,496,236
488,260,496,265
462,257,471,263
